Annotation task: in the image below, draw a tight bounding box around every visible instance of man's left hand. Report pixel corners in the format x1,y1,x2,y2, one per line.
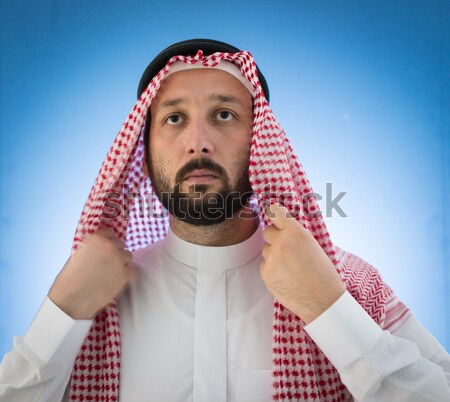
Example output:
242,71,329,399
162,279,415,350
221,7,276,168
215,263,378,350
260,203,346,324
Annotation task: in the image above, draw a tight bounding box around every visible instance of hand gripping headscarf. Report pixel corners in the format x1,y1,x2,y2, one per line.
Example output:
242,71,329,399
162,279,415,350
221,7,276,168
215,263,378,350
68,39,411,401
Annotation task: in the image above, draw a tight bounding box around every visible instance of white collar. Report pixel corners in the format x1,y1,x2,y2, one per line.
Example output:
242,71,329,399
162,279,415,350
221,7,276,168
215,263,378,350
163,222,265,272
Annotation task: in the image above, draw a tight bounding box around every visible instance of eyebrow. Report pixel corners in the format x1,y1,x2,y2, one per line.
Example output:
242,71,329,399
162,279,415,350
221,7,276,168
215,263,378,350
156,94,244,112
208,94,244,107
158,97,185,110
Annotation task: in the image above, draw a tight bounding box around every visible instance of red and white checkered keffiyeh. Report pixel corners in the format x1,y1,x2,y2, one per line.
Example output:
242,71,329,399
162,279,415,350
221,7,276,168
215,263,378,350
68,50,410,401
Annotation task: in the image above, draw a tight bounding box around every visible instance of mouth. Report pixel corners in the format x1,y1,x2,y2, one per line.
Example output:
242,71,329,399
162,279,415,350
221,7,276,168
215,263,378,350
183,169,220,184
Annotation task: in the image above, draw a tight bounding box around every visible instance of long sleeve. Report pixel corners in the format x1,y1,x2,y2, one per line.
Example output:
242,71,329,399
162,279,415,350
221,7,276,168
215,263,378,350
0,297,92,402
304,291,450,401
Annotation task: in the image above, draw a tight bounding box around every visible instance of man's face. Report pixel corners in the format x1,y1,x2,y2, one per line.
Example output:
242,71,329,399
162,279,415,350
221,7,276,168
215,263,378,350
146,68,254,225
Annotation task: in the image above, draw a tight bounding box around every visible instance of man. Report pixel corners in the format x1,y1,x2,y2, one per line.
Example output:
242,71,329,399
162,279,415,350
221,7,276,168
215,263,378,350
0,39,449,401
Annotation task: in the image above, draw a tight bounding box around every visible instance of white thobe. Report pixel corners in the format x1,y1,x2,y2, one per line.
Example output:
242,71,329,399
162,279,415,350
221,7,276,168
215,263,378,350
0,224,449,401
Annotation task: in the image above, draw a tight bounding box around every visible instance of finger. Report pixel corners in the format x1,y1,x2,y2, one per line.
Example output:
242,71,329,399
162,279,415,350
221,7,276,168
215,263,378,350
126,262,138,280
265,203,296,230
96,226,118,240
114,273,135,300
112,237,126,250
259,260,265,275
261,243,270,260
262,224,279,244
259,260,270,283
119,249,133,266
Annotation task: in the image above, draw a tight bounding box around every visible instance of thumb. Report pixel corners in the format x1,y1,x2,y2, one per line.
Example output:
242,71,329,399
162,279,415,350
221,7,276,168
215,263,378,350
124,260,138,279
265,203,296,230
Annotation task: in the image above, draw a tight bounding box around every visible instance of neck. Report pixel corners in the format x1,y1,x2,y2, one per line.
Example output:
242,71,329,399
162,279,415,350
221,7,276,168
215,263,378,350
169,205,260,246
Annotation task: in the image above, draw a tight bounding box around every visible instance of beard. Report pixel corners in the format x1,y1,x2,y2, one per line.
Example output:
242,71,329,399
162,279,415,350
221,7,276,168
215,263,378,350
148,156,253,226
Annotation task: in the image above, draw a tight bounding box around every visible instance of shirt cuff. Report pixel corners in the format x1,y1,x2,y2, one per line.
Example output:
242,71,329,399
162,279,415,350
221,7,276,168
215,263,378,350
23,297,92,365
304,290,383,369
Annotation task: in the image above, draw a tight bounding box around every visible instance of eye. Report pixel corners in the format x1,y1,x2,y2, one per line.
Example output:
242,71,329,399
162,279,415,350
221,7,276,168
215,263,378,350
216,110,234,121
165,114,183,125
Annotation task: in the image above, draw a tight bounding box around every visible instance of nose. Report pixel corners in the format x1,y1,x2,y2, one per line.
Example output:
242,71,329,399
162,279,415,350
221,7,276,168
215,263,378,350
184,115,214,155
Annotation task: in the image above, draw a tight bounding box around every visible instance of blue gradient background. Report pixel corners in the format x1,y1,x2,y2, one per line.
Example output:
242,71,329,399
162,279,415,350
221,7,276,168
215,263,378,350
1,0,449,358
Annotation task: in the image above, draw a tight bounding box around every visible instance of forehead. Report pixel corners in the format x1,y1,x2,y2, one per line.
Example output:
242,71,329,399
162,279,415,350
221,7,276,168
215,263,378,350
152,68,252,107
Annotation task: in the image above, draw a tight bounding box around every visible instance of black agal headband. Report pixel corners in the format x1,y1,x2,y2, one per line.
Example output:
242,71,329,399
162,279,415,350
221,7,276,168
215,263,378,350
137,38,270,102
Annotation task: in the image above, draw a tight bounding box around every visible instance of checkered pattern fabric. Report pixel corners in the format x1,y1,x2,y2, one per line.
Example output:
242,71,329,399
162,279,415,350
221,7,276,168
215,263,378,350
68,50,410,401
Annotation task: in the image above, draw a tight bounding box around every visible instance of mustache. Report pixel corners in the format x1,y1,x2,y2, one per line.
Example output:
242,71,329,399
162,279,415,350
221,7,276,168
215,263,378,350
175,158,228,184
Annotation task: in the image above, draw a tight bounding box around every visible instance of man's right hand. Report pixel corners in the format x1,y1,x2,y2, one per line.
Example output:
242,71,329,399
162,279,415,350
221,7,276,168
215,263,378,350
48,226,136,320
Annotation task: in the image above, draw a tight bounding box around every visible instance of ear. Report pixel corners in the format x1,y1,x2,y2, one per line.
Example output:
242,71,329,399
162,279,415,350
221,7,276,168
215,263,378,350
142,157,149,177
